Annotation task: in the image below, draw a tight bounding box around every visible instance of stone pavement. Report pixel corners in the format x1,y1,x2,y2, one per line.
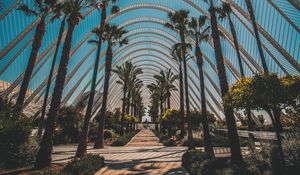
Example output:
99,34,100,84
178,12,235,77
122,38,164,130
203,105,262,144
97,129,187,175
51,130,248,175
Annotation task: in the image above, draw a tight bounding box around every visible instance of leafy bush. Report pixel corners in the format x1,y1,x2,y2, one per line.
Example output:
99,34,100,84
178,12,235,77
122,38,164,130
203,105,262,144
54,106,83,145
104,130,113,140
44,154,104,175
111,131,138,146
282,133,300,174
182,150,213,173
5,138,38,168
0,103,37,168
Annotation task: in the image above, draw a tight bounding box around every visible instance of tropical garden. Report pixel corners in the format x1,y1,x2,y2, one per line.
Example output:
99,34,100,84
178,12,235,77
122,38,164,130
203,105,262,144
0,0,299,175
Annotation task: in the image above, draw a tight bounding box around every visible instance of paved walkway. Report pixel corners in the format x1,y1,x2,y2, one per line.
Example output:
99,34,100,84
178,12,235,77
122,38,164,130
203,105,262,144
97,130,187,175
51,130,248,175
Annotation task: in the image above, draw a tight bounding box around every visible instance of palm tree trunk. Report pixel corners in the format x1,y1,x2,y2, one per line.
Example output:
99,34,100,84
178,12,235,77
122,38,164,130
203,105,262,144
179,61,185,138
121,86,127,135
94,46,112,149
76,4,107,154
167,94,171,109
228,14,255,148
34,20,76,169
195,45,214,156
179,31,186,138
15,15,46,113
37,16,66,139
209,4,243,164
227,14,245,78
127,90,131,115
160,97,163,131
183,53,194,150
245,0,269,73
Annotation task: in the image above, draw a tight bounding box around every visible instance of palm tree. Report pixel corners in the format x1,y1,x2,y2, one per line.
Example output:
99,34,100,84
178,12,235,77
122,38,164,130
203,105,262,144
154,69,178,109
188,15,214,156
113,62,143,135
218,2,245,78
245,0,269,73
75,0,120,155
204,0,243,164
92,24,128,149
165,10,190,137
173,42,194,150
15,0,57,113
171,46,185,138
37,6,66,139
219,2,255,146
35,0,91,169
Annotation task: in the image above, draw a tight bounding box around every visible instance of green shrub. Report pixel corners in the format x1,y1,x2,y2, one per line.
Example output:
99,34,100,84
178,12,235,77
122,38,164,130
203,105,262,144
104,130,113,140
44,154,104,175
5,138,38,168
62,154,104,175
54,106,83,145
0,107,36,168
182,150,213,173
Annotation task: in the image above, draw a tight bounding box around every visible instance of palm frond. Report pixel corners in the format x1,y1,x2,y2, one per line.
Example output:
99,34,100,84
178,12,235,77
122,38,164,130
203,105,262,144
17,4,38,16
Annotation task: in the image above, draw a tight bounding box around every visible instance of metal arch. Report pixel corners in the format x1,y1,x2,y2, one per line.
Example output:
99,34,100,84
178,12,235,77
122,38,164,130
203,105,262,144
266,0,300,33
21,29,179,106
12,2,290,115
113,3,264,74
227,1,300,73
59,40,224,119
184,0,294,74
117,16,257,76
60,31,223,107
6,4,248,102
25,31,223,118
70,50,222,119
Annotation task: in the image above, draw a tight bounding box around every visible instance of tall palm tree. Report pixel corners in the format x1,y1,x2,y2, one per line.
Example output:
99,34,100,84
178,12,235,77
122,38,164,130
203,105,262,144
244,0,269,73
165,10,190,137
113,62,143,135
15,0,57,113
204,0,243,164
218,2,244,77
75,0,120,155
92,24,128,149
219,2,255,145
37,6,66,139
173,42,194,150
154,69,178,109
35,0,91,169
171,46,185,138
188,15,214,156
127,76,143,118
